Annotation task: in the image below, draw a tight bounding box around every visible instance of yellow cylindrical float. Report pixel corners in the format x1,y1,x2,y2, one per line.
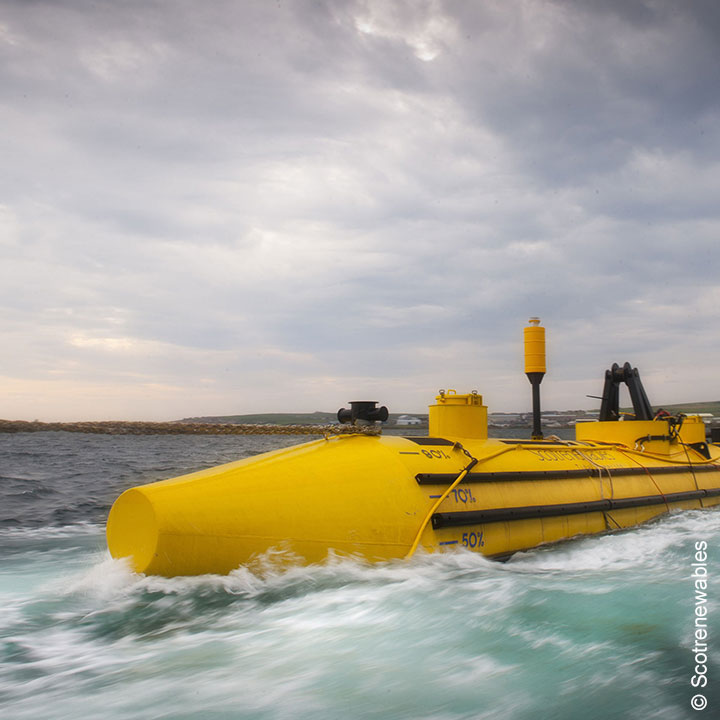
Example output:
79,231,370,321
429,390,487,440
524,317,546,374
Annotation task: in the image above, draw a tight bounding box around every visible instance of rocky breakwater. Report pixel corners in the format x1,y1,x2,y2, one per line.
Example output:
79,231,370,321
0,419,379,435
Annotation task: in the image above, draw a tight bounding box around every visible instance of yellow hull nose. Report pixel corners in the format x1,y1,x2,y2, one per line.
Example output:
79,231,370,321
107,435,431,575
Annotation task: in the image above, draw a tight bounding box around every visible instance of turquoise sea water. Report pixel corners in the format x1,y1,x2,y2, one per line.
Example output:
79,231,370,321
0,432,718,719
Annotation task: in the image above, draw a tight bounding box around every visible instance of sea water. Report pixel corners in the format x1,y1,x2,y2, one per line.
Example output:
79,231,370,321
0,432,717,720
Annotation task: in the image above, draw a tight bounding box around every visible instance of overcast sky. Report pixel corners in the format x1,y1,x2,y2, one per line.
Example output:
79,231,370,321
1,0,719,421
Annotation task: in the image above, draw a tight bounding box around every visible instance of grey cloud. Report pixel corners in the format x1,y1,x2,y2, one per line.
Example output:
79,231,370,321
1,0,719,418
438,0,720,186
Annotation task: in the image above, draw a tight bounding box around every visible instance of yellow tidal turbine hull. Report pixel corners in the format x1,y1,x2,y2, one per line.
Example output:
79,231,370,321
107,421,720,576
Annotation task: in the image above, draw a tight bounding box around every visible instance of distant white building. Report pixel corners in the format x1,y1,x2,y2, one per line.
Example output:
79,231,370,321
396,414,423,426
488,413,525,426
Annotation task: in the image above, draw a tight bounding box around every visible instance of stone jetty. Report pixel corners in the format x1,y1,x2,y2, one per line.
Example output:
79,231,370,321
0,419,380,436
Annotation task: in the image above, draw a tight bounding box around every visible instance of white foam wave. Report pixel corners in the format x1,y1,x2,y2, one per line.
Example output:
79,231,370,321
54,545,503,609
507,508,720,573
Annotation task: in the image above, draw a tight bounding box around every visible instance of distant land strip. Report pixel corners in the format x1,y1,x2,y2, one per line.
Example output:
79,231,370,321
2,399,717,435
0,420,380,436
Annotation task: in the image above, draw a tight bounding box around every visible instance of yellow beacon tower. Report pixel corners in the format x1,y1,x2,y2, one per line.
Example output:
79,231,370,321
524,317,546,439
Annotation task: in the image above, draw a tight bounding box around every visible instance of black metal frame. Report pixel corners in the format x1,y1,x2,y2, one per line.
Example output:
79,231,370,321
599,362,654,421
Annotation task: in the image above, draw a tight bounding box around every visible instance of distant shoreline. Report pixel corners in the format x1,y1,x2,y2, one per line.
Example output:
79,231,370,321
0,420,382,435
2,401,717,435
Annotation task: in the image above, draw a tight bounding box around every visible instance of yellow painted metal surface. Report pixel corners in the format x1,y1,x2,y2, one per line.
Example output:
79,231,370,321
107,411,720,576
576,415,706,449
429,390,487,440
